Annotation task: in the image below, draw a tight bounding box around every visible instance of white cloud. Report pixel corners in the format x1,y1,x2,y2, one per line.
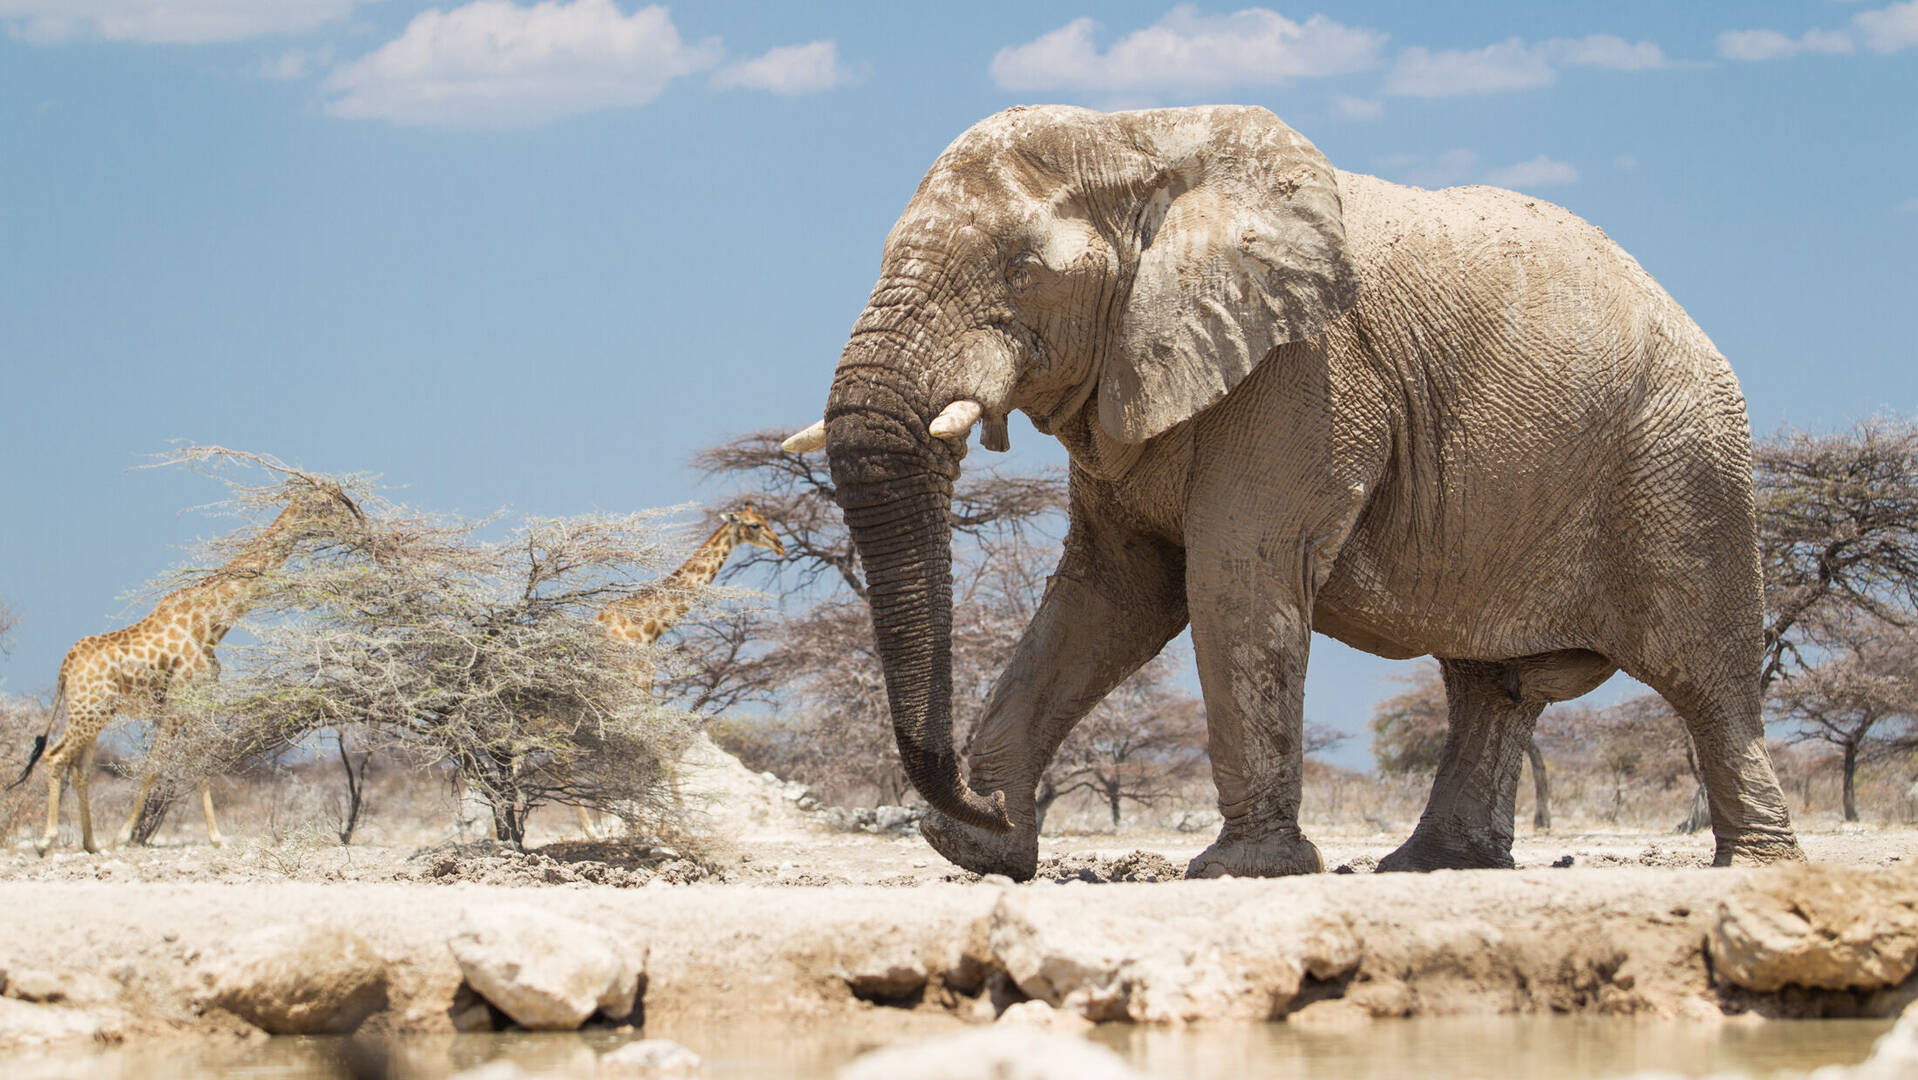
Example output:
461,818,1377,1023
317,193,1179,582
1374,149,1581,191
1482,155,1581,190
989,6,1385,93
1855,0,1918,52
322,0,723,127
0,0,365,45
1386,38,1554,97
257,45,334,81
1716,27,1854,61
1385,34,1670,98
1614,154,1639,172
1897,196,1918,215
1546,34,1672,70
1329,94,1382,121
714,40,852,95
1717,2,1918,61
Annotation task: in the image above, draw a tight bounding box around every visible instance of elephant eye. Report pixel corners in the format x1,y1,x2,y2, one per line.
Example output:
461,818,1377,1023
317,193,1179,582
1005,251,1041,292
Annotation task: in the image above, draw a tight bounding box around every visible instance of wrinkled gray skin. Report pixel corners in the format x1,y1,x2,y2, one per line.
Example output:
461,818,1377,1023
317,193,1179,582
816,104,1805,880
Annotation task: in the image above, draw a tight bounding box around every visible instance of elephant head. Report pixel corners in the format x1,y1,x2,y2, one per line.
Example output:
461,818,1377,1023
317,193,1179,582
797,105,1357,831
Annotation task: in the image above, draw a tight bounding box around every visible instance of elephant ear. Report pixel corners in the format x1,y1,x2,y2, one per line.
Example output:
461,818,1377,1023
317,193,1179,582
1101,106,1358,444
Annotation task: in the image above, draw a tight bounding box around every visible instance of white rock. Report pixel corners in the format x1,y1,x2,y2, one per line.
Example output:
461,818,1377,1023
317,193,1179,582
983,894,1360,1023
448,905,642,1030
195,922,388,1035
837,1027,1143,1080
600,1037,703,1073
1708,867,1918,992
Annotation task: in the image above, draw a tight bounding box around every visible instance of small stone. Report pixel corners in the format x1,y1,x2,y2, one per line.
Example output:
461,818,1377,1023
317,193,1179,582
196,923,388,1035
600,1038,703,1073
996,999,1094,1035
1285,998,1371,1028
448,905,643,1030
450,1064,534,1080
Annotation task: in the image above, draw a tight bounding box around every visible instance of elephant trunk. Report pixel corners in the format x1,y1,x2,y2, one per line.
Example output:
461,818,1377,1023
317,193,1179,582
827,347,1011,833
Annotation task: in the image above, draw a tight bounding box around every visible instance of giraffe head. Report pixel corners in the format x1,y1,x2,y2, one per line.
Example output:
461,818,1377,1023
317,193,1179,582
275,481,371,545
721,503,785,558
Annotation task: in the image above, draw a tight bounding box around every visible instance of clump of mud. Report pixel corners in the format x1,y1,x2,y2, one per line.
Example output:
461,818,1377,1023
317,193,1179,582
401,841,724,887
1035,850,1182,883
1545,846,1706,870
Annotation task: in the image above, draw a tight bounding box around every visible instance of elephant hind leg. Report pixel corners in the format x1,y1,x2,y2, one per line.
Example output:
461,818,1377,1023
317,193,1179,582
1379,659,1545,872
1629,660,1803,866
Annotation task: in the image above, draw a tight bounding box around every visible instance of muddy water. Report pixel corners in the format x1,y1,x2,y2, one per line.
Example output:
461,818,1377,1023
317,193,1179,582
9,1017,1894,1079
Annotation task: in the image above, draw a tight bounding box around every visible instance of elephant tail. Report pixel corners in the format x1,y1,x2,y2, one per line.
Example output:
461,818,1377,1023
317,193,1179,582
8,680,63,790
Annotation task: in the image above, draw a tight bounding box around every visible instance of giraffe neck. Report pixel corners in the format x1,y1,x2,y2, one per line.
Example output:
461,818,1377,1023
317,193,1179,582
665,523,739,590
600,522,741,643
188,501,303,629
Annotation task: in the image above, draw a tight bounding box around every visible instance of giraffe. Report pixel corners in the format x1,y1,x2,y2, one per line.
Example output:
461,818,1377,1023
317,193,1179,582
595,504,786,648
11,484,367,855
572,504,786,837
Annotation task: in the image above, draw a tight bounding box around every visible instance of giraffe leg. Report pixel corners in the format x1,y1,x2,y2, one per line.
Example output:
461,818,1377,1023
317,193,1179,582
576,805,600,840
35,743,70,857
200,781,225,849
73,742,100,854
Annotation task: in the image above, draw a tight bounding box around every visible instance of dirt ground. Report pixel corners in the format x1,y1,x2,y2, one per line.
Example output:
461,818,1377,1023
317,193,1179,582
1,819,1909,888
2,741,1913,1059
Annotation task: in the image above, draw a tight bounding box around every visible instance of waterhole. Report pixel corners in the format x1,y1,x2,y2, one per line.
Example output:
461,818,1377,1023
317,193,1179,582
5,1016,1896,1079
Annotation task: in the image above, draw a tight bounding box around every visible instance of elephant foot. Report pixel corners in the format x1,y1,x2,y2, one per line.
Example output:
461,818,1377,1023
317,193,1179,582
1186,827,1322,879
1712,833,1807,867
921,809,1039,881
1376,821,1514,873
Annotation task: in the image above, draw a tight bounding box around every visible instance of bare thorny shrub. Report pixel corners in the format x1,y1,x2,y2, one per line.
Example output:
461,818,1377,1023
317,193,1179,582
124,450,703,849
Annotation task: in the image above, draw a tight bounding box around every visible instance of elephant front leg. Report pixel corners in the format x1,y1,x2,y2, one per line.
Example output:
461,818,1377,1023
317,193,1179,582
1379,660,1545,872
921,535,1187,881
1185,560,1321,879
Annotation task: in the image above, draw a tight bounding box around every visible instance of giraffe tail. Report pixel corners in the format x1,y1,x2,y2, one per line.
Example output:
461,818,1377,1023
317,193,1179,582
8,682,62,790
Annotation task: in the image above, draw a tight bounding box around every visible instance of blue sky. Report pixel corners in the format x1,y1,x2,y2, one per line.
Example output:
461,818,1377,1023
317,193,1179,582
1,1,1913,772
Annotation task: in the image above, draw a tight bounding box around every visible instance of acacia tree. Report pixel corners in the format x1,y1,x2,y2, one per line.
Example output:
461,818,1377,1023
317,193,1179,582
1756,419,1918,687
1665,419,1918,830
1772,617,1918,821
161,497,697,847
1038,655,1208,827
678,430,1213,817
0,600,17,650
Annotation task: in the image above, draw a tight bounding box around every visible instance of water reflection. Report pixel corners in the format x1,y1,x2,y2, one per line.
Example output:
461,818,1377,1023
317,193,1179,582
6,1016,1893,1080
1091,1017,1894,1079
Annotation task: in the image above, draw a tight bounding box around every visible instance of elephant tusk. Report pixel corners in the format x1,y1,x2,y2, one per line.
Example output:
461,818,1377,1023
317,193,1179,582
928,400,984,440
781,420,828,454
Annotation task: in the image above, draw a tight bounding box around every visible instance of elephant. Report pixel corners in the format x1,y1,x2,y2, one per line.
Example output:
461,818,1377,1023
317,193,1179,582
784,104,1805,880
